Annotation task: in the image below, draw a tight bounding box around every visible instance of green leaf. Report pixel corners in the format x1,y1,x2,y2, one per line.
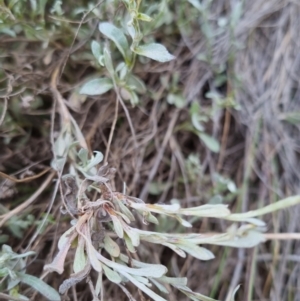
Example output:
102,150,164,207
188,0,203,11
133,43,175,62
127,74,147,94
144,212,159,224
0,234,9,243
167,93,185,109
213,230,265,248
180,204,230,217
97,252,167,278
137,13,152,22
111,215,124,238
91,40,102,60
123,225,140,247
86,239,103,273
0,28,17,37
95,272,102,296
0,268,9,277
117,200,135,222
121,271,167,301
226,195,300,221
116,210,131,224
104,234,120,257
150,278,169,294
7,278,20,290
79,78,113,96
99,22,129,59
175,216,192,228
176,243,214,261
124,232,136,253
148,182,167,195
198,133,220,153
85,151,104,170
129,90,139,106
280,112,300,124
177,285,218,301
120,88,139,105
133,275,150,285
104,47,115,76
158,276,188,286
162,242,186,258
191,113,205,131
73,236,86,273
77,148,88,166
116,62,127,79
18,273,61,301
102,264,122,284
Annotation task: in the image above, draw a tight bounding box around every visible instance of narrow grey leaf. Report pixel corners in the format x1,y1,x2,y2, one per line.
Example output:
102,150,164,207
121,271,167,301
176,243,215,261
73,235,86,273
18,273,61,301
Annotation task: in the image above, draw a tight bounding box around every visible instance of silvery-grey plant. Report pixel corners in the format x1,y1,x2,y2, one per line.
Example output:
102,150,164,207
44,148,247,301
0,245,60,301
45,147,300,301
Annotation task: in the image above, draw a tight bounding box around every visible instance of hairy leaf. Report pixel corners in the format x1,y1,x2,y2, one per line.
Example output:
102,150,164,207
18,273,61,301
99,22,129,59
121,271,167,301
104,234,120,257
80,78,113,96
102,264,122,284
133,43,175,62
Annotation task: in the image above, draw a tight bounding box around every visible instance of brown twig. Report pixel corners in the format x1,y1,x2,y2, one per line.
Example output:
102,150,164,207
0,171,56,228
139,109,179,200
0,97,8,127
0,167,52,183
0,293,26,301
217,108,231,171
104,96,119,164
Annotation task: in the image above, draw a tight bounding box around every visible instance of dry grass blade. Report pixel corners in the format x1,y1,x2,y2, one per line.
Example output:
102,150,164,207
0,167,52,183
0,171,55,228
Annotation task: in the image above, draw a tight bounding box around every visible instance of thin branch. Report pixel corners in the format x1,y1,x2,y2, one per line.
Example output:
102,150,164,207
104,96,119,164
0,293,26,301
0,97,8,127
139,109,179,200
0,171,56,229
0,167,52,183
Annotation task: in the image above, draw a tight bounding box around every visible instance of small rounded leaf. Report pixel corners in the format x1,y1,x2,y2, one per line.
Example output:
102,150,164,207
91,40,102,60
198,133,220,153
133,43,175,63
102,264,122,284
80,78,113,96
104,235,120,257
99,22,129,59
137,13,152,22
